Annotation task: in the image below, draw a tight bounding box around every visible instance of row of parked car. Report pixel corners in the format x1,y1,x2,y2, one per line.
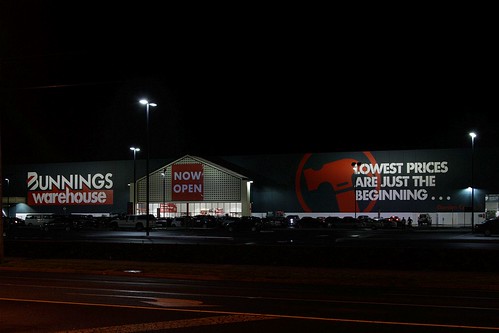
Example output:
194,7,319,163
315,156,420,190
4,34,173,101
3,214,117,232
2,213,435,233
106,214,319,232
107,214,418,232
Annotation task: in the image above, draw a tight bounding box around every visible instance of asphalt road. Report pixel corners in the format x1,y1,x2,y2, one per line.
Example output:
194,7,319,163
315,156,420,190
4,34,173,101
3,226,499,271
2,259,499,332
2,227,499,331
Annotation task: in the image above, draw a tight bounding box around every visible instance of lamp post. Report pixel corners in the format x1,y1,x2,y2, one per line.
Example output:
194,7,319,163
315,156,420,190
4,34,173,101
4,178,9,218
130,147,140,214
351,162,363,219
470,132,476,231
139,99,157,236
162,168,166,218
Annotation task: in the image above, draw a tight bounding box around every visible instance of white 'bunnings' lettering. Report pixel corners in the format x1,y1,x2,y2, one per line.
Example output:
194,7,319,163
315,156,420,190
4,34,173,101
27,172,113,190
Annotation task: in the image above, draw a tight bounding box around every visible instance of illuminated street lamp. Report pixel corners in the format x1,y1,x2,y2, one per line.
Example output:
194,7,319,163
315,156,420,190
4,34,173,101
139,99,157,236
470,132,477,231
161,168,166,218
129,147,140,214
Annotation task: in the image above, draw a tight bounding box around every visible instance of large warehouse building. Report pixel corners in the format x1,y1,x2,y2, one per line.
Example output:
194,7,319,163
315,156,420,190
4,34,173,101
3,148,498,227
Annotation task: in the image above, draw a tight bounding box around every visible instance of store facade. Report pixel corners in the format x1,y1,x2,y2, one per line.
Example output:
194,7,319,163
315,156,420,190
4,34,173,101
2,148,494,227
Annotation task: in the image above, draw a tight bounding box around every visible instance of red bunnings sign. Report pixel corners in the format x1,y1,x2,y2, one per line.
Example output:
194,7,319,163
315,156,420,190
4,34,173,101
26,172,114,206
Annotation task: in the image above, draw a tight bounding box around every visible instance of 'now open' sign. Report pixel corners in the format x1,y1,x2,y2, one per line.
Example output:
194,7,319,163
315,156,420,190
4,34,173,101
171,164,204,201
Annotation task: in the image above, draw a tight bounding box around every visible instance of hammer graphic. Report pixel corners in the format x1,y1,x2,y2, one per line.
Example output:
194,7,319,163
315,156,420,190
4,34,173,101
303,158,359,212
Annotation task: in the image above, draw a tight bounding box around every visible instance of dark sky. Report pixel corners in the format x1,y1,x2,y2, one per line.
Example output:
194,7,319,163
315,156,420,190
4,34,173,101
1,2,497,165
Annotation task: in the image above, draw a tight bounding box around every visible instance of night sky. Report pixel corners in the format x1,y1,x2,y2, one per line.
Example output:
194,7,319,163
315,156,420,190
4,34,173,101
1,2,497,165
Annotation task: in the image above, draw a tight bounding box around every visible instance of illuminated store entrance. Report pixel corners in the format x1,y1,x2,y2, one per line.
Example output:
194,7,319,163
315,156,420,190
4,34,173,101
134,155,252,218
138,202,243,218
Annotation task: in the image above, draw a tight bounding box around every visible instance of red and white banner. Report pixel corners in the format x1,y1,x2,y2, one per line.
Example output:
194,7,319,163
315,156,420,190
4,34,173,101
172,164,204,201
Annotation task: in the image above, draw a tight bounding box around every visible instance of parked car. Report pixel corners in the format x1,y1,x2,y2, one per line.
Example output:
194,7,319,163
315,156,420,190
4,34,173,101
156,217,173,227
341,215,366,229
223,216,262,232
371,217,384,229
265,216,288,228
108,214,157,231
382,216,400,228
294,216,325,228
324,216,342,228
24,213,57,227
170,216,192,228
285,215,300,228
71,215,99,229
474,217,499,236
191,215,219,228
359,215,393,229
418,213,432,226
41,216,78,231
3,216,25,231
357,215,380,229
331,216,365,229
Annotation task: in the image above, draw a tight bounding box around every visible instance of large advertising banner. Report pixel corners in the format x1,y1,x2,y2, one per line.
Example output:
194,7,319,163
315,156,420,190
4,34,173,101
26,172,114,206
295,150,470,213
171,163,204,201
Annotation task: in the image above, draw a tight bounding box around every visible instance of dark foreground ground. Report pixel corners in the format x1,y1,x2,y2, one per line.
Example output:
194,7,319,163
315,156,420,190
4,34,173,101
2,232,499,289
3,256,499,292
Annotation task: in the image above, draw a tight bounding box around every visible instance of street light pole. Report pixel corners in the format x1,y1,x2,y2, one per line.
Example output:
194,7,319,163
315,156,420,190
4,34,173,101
351,162,362,219
470,132,477,231
130,147,140,214
0,131,3,264
140,99,157,236
162,168,166,218
4,178,9,218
